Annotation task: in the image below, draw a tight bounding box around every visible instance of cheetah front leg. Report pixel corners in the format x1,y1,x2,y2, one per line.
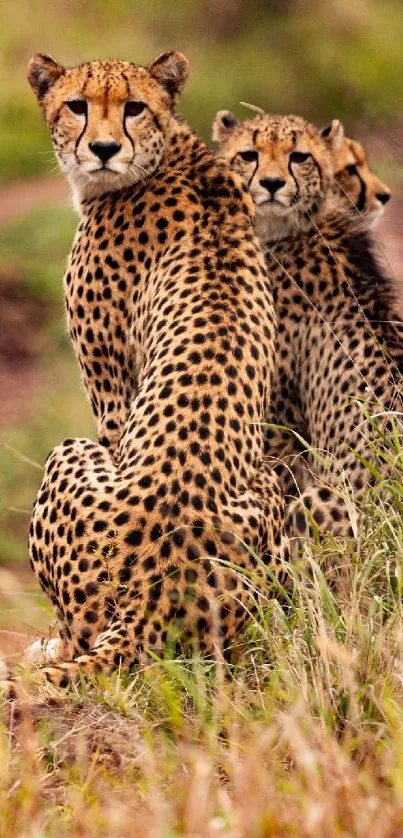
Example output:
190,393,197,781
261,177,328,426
66,288,137,458
83,353,136,459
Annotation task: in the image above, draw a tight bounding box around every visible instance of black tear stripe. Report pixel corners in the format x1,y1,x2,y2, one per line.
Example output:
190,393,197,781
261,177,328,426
229,152,258,191
123,110,162,161
52,102,65,126
247,158,259,191
289,153,325,207
74,112,88,163
287,157,300,202
355,172,367,213
74,67,90,163
311,156,323,191
123,117,135,155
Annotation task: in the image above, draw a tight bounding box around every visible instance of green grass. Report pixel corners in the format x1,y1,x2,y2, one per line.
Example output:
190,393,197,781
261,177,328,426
0,204,76,303
0,206,93,565
0,357,94,564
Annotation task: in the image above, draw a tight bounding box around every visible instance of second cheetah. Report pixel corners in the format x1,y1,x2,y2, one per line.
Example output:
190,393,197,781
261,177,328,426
214,109,402,545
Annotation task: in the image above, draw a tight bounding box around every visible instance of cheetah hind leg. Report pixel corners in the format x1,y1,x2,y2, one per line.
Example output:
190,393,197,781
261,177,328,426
33,466,291,690
264,424,308,498
285,484,355,558
220,462,291,598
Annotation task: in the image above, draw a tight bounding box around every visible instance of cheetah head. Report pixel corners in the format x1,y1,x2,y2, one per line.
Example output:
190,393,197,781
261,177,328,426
213,110,340,241
28,51,189,205
328,126,391,227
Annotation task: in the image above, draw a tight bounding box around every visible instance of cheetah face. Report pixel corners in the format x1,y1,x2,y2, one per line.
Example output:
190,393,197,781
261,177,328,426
213,111,337,241
28,52,189,205
330,131,391,227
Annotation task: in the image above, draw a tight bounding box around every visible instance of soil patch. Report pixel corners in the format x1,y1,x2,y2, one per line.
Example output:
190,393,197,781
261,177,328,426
0,272,50,427
0,175,68,228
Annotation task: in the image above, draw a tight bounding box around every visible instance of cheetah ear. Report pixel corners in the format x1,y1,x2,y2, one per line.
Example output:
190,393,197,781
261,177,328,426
148,51,189,103
320,119,345,152
27,53,65,103
212,110,240,143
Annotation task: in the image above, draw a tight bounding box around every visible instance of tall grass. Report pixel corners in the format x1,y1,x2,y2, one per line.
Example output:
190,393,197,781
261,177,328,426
2,465,403,835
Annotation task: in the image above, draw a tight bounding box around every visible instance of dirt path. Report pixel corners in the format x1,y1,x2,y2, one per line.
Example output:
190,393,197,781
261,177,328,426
0,174,69,228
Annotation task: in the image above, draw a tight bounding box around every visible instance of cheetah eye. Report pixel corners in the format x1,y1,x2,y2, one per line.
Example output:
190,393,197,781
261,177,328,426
239,150,258,163
289,151,310,164
345,163,358,175
67,100,87,116
124,101,146,118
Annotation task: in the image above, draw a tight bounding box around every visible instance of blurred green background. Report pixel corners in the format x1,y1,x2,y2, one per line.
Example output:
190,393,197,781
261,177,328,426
1,0,403,181
0,0,402,591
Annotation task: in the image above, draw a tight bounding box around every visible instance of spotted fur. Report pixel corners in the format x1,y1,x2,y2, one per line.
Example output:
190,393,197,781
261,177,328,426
21,54,289,689
324,122,392,226
214,110,402,545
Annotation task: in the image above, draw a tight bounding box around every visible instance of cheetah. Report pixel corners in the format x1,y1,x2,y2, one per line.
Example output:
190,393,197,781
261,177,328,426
325,121,392,226
18,53,289,689
213,109,402,545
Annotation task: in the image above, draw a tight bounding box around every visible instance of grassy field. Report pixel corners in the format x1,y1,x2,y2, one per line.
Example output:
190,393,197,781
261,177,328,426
3,487,403,835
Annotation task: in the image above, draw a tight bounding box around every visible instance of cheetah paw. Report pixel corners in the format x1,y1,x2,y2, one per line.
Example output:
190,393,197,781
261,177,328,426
0,654,8,680
24,638,63,667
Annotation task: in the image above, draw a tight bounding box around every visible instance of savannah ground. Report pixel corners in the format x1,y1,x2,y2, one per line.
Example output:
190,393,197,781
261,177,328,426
1,1,403,834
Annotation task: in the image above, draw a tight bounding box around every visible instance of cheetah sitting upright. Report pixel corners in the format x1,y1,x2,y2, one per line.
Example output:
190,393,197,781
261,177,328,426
213,109,402,545
21,52,289,688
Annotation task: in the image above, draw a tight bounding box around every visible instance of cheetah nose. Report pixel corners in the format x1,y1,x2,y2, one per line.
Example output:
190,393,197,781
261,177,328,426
376,191,391,205
89,141,122,163
260,177,286,196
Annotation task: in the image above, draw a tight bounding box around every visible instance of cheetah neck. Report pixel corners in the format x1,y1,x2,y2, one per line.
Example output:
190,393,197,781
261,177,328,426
254,207,315,243
255,211,301,243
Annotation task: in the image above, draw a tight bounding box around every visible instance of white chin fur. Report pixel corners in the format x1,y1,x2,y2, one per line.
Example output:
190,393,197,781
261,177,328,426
254,205,301,242
69,169,142,209
366,206,384,229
